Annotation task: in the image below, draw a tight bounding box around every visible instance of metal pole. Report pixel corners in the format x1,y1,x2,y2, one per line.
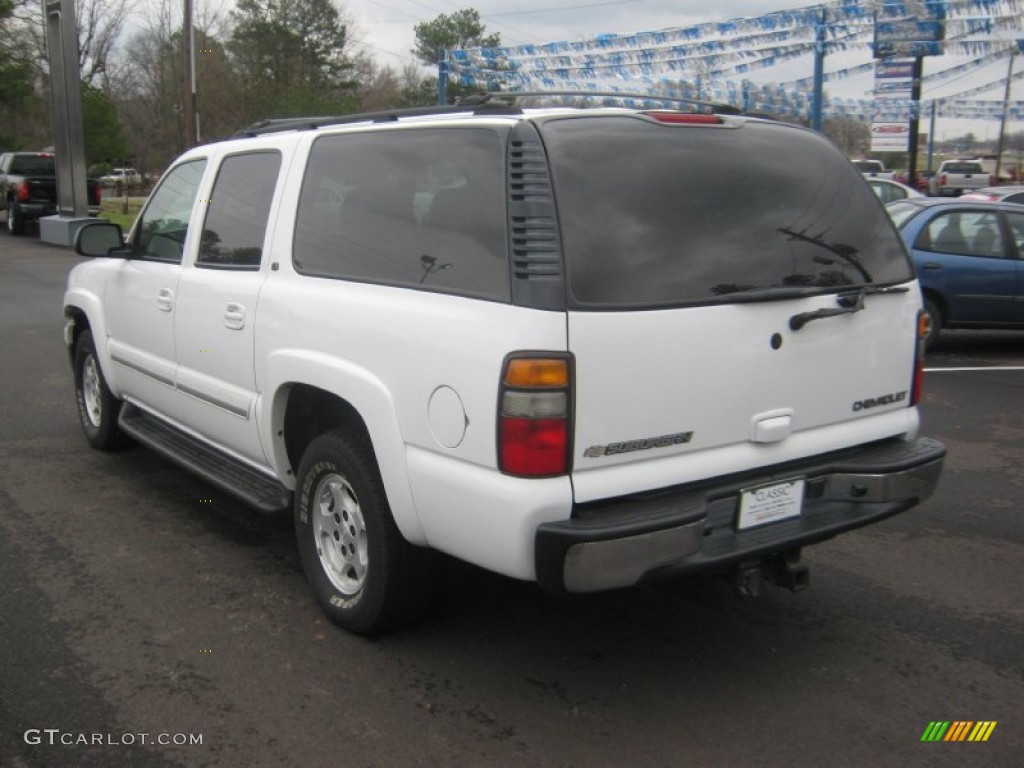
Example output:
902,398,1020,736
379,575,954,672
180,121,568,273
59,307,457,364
926,99,936,176
44,0,89,218
811,9,826,132
437,49,447,105
190,13,198,142
907,56,923,188
994,45,1017,185
182,0,195,148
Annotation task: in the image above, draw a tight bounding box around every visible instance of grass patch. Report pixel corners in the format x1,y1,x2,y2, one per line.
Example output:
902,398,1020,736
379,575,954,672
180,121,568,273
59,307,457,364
98,197,145,231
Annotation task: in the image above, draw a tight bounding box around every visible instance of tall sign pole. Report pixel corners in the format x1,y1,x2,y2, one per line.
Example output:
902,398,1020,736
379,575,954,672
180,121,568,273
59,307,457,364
43,0,88,218
907,56,923,187
40,0,94,245
872,2,945,185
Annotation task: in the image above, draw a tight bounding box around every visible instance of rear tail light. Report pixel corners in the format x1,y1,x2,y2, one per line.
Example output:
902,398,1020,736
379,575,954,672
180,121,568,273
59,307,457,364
16,181,31,203
498,354,573,477
911,310,928,406
939,173,947,186
94,183,102,203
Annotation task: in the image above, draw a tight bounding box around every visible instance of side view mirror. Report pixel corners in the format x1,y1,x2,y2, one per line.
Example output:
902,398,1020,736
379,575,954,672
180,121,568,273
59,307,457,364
75,221,128,258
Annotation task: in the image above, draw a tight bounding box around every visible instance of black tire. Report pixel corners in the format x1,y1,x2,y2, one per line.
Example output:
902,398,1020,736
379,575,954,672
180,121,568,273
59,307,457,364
73,330,125,449
6,202,25,235
294,430,436,635
923,297,942,352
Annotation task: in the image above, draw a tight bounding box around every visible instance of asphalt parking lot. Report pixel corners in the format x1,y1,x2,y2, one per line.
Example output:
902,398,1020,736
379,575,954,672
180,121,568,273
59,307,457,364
1,235,1021,767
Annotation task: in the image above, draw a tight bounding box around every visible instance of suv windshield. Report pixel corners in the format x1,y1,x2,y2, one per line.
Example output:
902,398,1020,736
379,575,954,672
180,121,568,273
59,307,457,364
541,116,913,309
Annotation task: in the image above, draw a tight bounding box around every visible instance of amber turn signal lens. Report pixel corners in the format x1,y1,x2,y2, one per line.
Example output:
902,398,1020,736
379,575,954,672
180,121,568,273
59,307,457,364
504,358,568,388
918,310,931,340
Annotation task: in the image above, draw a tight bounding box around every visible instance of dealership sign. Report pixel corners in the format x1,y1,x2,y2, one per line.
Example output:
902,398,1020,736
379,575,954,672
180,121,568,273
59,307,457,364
872,1,945,59
871,59,914,152
870,123,911,152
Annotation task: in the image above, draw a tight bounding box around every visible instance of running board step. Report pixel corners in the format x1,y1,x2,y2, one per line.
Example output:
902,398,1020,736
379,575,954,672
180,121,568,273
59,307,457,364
118,403,292,514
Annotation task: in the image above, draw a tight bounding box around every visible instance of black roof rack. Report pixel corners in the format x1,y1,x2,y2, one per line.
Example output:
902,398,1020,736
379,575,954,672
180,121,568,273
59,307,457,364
232,97,522,138
230,90,742,138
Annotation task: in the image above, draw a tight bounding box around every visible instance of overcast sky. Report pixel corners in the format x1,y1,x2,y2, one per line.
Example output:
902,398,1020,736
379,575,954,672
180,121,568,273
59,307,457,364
342,0,1020,140
353,0,807,65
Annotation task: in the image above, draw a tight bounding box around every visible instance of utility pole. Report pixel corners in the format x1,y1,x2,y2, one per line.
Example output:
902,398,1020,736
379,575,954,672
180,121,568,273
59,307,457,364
994,45,1018,184
181,0,197,147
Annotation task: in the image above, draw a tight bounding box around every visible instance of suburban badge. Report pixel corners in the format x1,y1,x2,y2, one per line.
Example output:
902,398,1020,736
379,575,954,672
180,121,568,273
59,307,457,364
584,431,693,458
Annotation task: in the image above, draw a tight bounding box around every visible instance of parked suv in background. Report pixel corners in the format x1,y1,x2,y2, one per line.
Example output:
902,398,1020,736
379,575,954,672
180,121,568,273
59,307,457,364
65,97,945,634
99,167,143,188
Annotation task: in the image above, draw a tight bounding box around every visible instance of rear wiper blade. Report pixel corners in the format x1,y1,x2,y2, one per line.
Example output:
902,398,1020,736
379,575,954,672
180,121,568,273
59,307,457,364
720,286,826,303
790,285,909,331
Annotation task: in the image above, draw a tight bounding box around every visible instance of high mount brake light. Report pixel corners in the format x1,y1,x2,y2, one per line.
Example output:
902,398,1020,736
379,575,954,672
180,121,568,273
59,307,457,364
643,112,724,125
498,355,572,477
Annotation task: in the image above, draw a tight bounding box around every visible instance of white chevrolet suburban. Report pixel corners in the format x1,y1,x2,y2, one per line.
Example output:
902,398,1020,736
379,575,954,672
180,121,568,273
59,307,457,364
65,97,945,634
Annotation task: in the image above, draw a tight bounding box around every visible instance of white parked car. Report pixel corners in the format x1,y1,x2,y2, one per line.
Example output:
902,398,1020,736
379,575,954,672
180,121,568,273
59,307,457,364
64,98,946,634
100,167,142,187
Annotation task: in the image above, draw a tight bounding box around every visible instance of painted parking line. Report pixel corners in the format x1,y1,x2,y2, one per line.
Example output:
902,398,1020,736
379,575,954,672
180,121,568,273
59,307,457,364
924,366,1024,372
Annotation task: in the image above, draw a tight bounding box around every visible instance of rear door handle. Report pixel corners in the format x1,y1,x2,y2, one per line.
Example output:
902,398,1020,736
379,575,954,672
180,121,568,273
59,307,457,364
920,262,942,270
224,302,246,330
156,288,174,311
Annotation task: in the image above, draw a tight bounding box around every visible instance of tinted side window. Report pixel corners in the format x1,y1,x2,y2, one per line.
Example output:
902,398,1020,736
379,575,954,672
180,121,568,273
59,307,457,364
915,211,1004,258
197,152,281,269
541,117,913,308
132,159,207,263
293,128,509,301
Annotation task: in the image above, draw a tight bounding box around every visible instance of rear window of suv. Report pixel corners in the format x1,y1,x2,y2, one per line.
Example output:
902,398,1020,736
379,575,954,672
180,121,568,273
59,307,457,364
541,116,913,309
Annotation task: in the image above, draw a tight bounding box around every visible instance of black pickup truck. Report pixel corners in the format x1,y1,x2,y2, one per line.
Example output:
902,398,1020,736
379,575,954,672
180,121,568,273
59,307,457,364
0,152,102,235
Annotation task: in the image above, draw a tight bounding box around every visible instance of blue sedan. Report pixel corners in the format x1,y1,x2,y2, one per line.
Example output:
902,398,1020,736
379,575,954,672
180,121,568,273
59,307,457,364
886,198,1024,349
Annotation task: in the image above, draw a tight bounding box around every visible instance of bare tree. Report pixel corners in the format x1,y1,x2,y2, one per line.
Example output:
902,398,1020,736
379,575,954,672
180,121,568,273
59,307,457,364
76,0,131,84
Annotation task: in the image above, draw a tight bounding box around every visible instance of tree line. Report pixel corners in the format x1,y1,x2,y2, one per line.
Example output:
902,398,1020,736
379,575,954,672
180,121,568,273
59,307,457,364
0,1,494,174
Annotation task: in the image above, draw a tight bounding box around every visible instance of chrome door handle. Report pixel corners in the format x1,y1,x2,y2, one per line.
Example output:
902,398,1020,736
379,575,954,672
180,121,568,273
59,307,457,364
156,288,174,311
224,302,246,330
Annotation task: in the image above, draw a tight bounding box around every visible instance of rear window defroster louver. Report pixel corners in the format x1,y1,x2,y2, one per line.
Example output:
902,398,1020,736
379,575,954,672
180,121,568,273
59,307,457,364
508,122,566,311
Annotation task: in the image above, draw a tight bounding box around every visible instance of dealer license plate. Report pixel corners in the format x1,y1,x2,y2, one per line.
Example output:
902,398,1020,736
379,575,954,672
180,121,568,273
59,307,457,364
737,478,805,531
